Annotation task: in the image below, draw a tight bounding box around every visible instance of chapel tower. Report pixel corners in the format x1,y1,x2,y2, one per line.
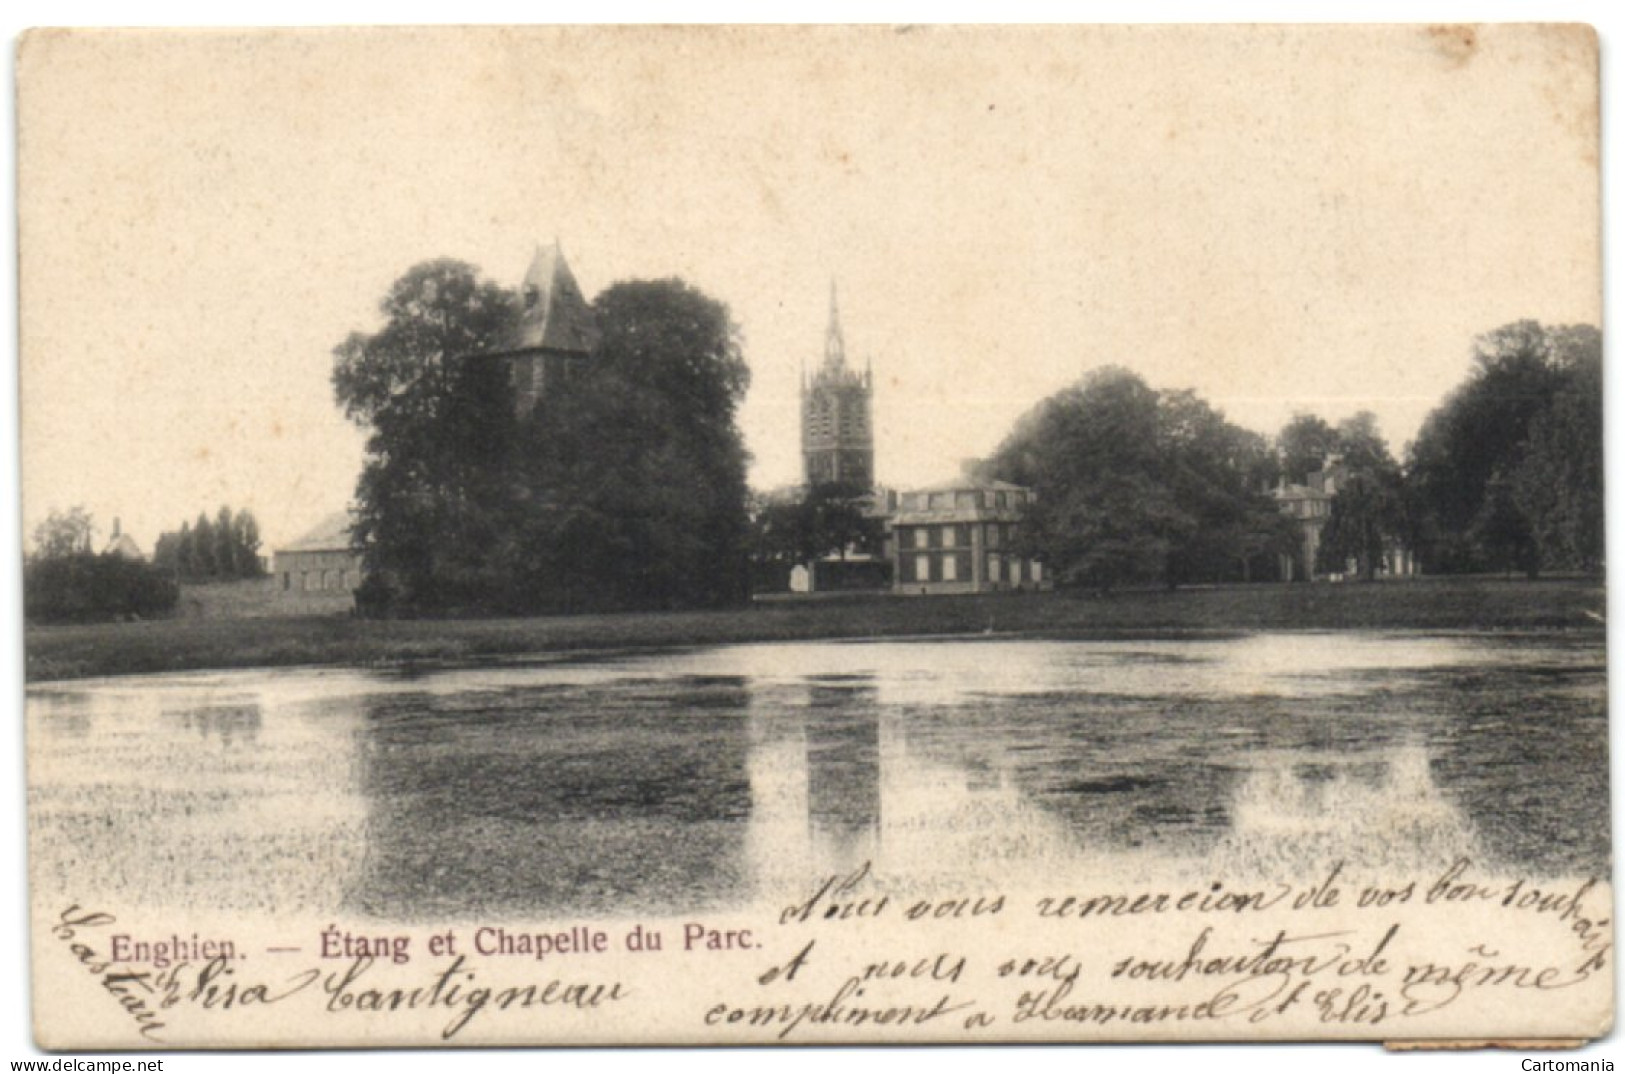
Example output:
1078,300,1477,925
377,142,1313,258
800,282,874,490
481,240,602,417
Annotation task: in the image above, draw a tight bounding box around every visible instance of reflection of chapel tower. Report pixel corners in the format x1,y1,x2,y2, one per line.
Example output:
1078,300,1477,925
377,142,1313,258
800,282,874,489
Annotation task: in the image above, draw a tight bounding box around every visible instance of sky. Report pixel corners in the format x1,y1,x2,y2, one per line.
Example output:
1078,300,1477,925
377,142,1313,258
17,24,1601,556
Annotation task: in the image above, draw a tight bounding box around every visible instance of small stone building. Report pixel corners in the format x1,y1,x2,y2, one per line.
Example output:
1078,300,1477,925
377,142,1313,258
272,512,363,593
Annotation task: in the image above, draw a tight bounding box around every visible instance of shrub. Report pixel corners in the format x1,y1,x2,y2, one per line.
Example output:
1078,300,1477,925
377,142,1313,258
24,553,180,623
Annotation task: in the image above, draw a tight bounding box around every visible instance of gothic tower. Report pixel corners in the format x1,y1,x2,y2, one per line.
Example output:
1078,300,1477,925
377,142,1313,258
479,240,602,418
801,282,874,490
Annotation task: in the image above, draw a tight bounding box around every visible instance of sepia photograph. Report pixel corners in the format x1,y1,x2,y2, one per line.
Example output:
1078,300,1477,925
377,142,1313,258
8,14,1613,1063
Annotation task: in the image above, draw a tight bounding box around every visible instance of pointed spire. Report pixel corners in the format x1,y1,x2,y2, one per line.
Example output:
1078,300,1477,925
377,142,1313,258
824,278,846,371
510,237,600,355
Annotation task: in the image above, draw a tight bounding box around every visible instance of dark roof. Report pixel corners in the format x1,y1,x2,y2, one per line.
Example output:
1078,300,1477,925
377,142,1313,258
276,511,355,554
905,478,1030,495
487,242,601,358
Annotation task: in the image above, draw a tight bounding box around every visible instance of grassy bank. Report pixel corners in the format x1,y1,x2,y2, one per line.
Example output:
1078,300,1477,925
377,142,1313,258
24,576,1605,683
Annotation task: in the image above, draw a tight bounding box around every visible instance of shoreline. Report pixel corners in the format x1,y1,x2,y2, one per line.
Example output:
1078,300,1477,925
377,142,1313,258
22,576,1605,684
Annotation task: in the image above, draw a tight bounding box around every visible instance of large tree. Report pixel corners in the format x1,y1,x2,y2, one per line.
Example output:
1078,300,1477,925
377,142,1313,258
352,350,518,608
334,260,520,609
509,279,752,612
1407,321,1601,574
985,367,1292,591
1158,389,1296,586
25,507,178,622
338,265,753,614
31,506,94,559
1510,325,1603,572
1317,470,1402,581
332,260,516,427
1277,413,1341,484
152,507,267,581
987,368,1172,591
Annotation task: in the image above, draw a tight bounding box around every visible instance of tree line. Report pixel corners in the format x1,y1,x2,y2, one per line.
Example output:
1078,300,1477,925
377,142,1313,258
334,261,750,615
1406,321,1601,577
151,507,266,581
25,507,178,622
337,258,1601,614
984,319,1601,590
982,367,1300,591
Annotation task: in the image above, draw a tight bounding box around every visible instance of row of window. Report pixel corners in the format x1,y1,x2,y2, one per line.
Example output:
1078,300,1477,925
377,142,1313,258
899,489,1028,511
807,422,868,439
807,452,872,484
280,569,361,593
898,522,1016,550
1283,498,1331,519
898,552,1041,585
805,409,869,439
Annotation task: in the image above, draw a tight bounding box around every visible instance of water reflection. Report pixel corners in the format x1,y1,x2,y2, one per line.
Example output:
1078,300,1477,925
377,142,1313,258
1210,741,1480,879
167,702,262,749
25,634,1608,918
27,677,365,914
348,675,754,920
805,683,883,845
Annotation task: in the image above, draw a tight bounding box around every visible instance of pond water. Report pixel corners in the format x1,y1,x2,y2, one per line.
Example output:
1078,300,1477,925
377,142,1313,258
27,633,1608,921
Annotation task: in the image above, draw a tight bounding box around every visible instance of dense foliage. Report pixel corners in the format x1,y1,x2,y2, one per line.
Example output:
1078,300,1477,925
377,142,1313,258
1407,321,1602,576
749,480,884,587
1287,412,1406,581
982,319,1600,588
984,367,1297,591
151,507,266,581
31,505,95,558
338,264,753,615
501,280,753,612
332,260,516,428
26,508,178,623
26,554,180,623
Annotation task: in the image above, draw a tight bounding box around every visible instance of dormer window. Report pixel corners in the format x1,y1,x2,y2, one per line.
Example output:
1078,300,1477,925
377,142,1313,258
524,286,540,310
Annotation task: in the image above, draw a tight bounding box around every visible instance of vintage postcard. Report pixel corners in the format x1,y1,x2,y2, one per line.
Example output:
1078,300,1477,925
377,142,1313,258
16,24,1608,1052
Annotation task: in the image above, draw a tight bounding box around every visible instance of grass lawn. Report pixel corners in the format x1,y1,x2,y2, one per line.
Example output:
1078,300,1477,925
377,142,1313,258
23,575,1605,683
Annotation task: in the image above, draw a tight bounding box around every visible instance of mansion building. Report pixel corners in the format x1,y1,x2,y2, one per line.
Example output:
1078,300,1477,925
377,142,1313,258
795,284,1047,595
889,481,1047,595
1273,456,1417,581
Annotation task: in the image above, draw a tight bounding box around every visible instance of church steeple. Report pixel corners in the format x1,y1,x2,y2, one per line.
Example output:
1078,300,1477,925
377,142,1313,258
824,279,847,371
802,279,874,491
